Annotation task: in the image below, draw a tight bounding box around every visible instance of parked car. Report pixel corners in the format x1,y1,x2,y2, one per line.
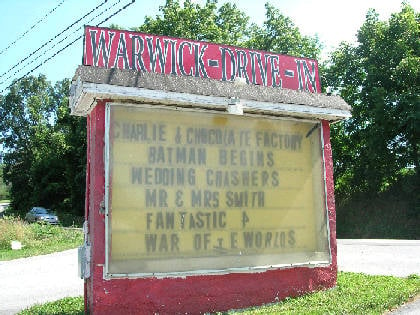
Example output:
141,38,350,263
25,207,59,225
0,203,9,219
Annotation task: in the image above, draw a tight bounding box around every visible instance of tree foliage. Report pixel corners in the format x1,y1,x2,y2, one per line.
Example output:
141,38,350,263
245,3,322,59
135,0,250,46
0,76,85,216
137,0,321,58
324,3,419,200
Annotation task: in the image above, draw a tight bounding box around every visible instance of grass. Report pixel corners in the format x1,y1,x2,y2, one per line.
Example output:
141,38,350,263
0,215,83,260
18,297,84,315
18,272,420,315
223,273,420,314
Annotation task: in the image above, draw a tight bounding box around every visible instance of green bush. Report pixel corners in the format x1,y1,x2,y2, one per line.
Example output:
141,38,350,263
58,213,84,227
336,174,419,239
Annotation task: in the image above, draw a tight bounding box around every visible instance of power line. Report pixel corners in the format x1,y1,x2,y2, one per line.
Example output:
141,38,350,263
0,0,109,80
0,0,123,86
0,0,136,94
0,0,67,56
96,0,135,26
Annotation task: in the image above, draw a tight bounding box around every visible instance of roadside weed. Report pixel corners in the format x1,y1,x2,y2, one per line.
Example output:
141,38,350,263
0,216,83,260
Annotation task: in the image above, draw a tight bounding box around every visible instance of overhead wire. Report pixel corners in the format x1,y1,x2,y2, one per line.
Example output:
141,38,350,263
0,0,123,86
0,0,109,81
0,0,136,94
0,0,67,56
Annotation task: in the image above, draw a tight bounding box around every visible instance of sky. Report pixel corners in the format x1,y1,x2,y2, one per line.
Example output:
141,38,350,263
0,0,418,93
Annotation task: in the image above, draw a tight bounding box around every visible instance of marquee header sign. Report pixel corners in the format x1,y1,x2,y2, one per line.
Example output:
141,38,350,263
83,26,320,93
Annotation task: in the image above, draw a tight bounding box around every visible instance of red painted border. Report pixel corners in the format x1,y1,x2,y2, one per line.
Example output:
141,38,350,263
85,103,337,314
322,120,337,270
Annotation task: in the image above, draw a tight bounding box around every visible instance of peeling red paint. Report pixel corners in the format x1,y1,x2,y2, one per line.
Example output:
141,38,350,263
84,102,337,314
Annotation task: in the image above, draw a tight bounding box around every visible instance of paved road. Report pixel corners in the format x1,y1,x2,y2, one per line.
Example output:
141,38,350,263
0,239,419,314
0,249,83,315
337,239,420,277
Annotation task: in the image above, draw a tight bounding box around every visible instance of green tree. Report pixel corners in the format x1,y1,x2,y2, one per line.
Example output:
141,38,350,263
324,4,419,199
0,76,51,214
0,76,85,217
323,4,419,238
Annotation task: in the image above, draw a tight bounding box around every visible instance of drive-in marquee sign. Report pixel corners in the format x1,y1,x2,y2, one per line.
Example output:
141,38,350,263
84,26,320,93
75,23,344,314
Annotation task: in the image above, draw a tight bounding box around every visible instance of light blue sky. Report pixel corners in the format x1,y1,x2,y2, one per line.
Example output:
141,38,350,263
0,0,418,92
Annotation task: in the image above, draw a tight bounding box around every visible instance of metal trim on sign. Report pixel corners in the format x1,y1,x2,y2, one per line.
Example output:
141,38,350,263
320,123,333,264
104,103,111,278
